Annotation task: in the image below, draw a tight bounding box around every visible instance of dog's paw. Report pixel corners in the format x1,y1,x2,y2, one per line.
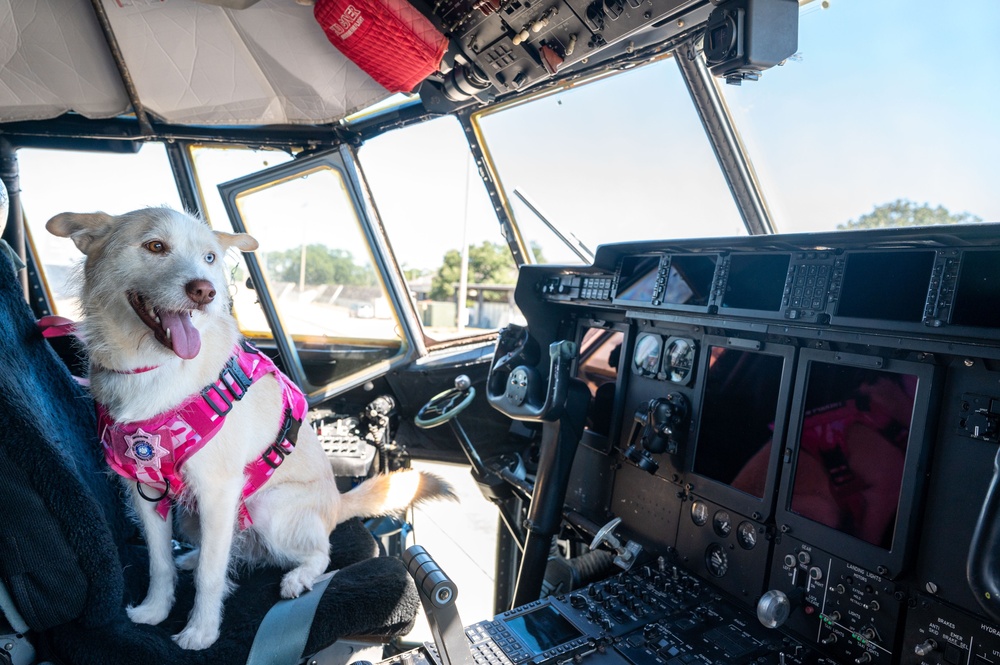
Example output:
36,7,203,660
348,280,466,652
173,623,220,651
127,599,171,626
280,568,318,599
176,549,200,571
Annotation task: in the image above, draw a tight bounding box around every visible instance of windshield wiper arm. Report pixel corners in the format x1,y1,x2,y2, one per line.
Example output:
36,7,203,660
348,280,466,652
513,189,595,264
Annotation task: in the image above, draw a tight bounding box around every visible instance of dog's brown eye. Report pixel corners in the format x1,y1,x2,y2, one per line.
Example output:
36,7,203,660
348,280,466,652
205,252,216,264
143,240,167,254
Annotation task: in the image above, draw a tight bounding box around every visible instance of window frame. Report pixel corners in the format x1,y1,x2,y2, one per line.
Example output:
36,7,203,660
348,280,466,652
218,144,426,402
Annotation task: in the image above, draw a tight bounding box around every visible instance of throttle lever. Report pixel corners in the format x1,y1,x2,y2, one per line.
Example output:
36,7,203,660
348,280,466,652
403,545,473,665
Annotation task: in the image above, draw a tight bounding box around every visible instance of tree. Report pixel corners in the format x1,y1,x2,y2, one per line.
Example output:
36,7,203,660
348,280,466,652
838,199,983,230
429,241,545,302
266,244,376,286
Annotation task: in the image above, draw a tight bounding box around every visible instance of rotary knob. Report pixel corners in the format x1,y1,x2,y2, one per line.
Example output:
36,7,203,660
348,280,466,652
757,589,791,629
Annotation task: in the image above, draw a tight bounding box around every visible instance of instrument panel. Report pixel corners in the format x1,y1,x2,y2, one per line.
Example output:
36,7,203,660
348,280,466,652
520,227,1000,665
537,245,1000,339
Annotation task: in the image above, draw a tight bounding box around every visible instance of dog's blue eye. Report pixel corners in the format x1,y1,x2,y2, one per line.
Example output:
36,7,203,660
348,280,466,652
205,253,216,264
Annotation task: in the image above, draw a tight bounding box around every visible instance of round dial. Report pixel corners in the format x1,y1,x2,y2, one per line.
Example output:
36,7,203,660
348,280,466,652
705,543,729,578
633,333,663,378
664,338,696,384
737,521,758,550
713,510,732,538
691,500,709,526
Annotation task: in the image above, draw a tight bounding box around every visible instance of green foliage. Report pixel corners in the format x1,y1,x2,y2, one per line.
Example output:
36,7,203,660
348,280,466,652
430,241,514,301
266,244,376,286
429,241,546,302
839,199,983,230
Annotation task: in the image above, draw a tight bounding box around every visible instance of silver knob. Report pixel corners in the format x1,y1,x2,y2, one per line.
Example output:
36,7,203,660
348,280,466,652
454,374,472,391
914,639,937,657
757,589,791,629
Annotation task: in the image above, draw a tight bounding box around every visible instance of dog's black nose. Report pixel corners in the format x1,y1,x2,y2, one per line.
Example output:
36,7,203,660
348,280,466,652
186,279,216,305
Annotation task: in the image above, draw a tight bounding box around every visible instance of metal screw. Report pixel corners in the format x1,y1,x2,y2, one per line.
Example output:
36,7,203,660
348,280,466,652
926,582,939,594
965,359,975,367
3,643,13,651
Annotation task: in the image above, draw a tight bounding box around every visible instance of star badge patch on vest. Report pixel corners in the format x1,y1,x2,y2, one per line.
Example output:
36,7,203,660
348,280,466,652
124,428,168,469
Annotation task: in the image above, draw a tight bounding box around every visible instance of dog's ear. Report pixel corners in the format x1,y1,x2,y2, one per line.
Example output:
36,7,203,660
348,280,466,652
46,212,116,255
215,231,259,253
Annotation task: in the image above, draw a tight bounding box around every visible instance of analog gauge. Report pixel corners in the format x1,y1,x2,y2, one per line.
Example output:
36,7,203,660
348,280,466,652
691,500,709,527
705,543,729,578
737,521,757,550
633,333,663,378
713,510,732,538
663,337,696,384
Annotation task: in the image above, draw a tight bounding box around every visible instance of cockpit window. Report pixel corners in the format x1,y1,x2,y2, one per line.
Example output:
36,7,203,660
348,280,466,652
473,56,746,262
358,115,525,344
19,144,183,317
721,0,1000,233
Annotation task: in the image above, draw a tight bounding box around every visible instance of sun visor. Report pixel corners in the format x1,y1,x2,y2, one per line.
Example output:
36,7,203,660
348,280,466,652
0,0,395,126
100,0,393,125
0,0,130,122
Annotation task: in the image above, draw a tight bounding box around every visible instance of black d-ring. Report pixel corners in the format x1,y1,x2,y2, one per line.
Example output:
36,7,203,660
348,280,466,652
137,478,170,503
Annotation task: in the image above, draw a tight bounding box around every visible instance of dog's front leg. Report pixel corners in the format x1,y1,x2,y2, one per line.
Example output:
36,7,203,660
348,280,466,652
172,476,242,651
125,481,177,626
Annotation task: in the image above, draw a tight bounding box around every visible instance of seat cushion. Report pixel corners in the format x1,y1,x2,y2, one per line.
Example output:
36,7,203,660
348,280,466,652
45,519,420,665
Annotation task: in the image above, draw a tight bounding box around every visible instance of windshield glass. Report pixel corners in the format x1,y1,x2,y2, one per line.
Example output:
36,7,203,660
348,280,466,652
474,56,746,265
721,0,1000,233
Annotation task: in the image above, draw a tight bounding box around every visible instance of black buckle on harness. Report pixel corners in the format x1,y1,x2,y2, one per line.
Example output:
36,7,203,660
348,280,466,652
261,409,302,469
220,357,252,400
275,408,302,446
202,383,233,417
240,338,260,355
202,357,253,417
262,444,287,469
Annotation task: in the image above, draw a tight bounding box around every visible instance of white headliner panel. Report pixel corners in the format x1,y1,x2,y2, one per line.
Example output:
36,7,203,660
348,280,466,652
0,0,393,126
0,0,130,122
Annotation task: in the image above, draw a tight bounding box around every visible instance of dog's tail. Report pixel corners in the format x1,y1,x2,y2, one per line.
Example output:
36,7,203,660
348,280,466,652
335,470,456,524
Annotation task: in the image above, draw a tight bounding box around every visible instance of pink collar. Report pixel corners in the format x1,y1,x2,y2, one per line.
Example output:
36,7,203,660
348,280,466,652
37,315,158,375
98,340,307,529
98,363,161,375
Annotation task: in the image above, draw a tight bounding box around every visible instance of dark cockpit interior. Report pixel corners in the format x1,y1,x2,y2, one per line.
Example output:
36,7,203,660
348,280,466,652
399,223,1000,665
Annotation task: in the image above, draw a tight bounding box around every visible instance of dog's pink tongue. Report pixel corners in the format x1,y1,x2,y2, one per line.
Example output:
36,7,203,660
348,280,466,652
159,311,201,360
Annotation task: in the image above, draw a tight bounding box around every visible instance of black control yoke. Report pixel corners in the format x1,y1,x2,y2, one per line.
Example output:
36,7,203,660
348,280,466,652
487,324,577,422
487,325,590,607
968,445,1000,622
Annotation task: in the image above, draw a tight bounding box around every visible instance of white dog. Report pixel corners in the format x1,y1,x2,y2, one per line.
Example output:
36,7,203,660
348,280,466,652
47,207,453,650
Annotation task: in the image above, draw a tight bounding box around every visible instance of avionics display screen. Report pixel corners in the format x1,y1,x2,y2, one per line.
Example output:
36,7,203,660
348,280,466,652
504,606,582,653
788,361,918,550
951,250,1000,328
615,255,660,303
694,347,787,499
836,251,935,322
664,255,717,307
721,254,791,312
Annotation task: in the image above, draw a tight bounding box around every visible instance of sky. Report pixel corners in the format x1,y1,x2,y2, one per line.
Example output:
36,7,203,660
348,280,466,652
17,0,1000,277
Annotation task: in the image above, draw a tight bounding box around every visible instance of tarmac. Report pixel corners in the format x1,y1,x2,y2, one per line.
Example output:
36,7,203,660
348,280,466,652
405,460,499,643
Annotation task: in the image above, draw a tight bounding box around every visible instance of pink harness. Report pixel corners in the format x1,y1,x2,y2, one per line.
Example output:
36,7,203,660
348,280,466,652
97,340,307,529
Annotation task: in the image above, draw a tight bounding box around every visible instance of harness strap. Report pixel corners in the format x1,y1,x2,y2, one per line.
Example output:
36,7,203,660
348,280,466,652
100,341,308,529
